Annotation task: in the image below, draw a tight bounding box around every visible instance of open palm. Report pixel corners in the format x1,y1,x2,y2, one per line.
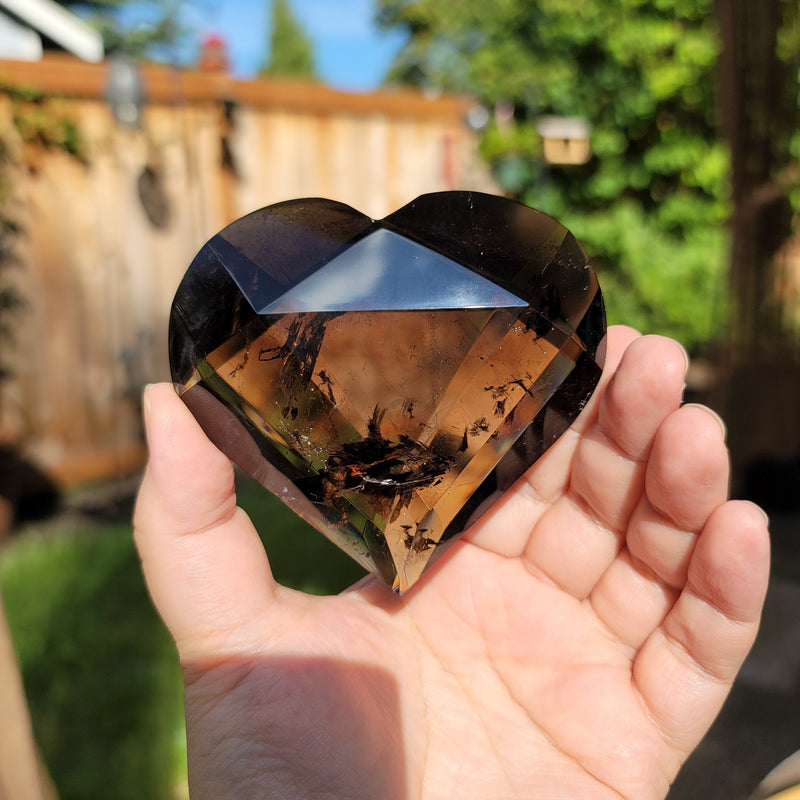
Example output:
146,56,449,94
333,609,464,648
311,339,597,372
134,326,769,800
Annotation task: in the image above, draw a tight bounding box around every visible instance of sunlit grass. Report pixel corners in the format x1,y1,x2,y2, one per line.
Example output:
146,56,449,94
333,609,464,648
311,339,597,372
0,517,186,800
0,473,366,800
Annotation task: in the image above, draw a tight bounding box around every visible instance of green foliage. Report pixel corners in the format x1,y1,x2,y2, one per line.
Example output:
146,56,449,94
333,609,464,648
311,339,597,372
238,473,367,593
777,3,800,221
7,86,87,161
260,0,317,80
378,0,730,350
54,0,189,59
0,135,24,391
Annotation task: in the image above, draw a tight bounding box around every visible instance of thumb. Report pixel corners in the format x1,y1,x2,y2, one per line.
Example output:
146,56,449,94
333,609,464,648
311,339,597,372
134,383,277,657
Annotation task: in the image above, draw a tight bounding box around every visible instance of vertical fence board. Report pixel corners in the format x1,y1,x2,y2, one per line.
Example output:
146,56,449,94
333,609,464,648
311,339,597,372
0,56,496,485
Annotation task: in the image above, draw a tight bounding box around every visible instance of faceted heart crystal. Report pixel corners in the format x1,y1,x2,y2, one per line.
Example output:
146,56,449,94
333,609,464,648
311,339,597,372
169,192,606,593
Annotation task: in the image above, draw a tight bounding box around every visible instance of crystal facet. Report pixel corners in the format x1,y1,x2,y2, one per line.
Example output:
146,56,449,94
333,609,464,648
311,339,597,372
169,192,606,593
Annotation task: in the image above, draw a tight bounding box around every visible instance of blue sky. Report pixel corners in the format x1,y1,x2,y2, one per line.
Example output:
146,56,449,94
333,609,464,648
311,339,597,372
183,0,408,91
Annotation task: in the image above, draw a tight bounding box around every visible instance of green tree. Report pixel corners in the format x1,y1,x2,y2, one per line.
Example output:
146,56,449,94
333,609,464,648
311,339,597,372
378,0,729,351
55,0,188,58
260,0,317,80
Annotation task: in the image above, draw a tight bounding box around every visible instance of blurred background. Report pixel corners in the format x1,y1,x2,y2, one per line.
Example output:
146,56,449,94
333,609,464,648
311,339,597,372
0,1,798,798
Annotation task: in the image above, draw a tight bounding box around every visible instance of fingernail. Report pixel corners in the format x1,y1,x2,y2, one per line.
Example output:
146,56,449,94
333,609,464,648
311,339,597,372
742,500,771,530
677,342,690,377
142,384,153,420
683,402,727,440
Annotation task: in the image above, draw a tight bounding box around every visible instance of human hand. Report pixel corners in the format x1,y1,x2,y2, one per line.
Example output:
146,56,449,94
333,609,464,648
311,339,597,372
134,326,769,800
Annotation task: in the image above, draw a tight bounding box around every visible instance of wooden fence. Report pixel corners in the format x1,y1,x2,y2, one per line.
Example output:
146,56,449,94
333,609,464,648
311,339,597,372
0,54,495,486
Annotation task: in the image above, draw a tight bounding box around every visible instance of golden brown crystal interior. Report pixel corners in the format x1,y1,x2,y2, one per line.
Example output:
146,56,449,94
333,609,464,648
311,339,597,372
183,307,583,593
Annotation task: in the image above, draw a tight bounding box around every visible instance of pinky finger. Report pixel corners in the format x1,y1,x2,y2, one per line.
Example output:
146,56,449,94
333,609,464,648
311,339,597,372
632,500,770,756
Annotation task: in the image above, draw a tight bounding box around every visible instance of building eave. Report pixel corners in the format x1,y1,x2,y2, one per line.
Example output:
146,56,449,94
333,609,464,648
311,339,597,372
0,0,103,63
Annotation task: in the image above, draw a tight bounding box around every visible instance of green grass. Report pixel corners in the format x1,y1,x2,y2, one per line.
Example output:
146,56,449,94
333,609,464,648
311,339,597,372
0,518,186,800
0,474,367,800
238,474,367,594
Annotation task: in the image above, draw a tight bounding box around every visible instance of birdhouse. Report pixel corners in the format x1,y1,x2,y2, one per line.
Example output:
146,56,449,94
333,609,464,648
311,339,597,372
536,116,592,165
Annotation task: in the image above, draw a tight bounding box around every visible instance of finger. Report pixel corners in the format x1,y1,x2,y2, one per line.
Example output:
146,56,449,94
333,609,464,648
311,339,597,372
522,325,643,503
633,500,769,755
464,325,640,557
571,334,690,529
522,335,688,597
589,404,730,650
631,404,729,586
134,383,277,656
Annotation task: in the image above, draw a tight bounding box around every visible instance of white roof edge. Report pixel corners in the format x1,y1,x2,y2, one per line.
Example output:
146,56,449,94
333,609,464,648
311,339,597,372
0,0,104,63
0,11,44,61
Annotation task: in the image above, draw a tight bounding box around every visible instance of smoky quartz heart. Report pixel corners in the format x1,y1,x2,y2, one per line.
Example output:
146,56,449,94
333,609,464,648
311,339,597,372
169,192,606,593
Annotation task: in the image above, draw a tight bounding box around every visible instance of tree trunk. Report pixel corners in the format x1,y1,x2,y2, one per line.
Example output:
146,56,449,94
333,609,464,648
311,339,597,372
714,0,800,488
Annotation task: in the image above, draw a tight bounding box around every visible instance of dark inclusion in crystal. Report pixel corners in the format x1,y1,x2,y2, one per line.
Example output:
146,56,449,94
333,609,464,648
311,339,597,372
169,191,606,593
